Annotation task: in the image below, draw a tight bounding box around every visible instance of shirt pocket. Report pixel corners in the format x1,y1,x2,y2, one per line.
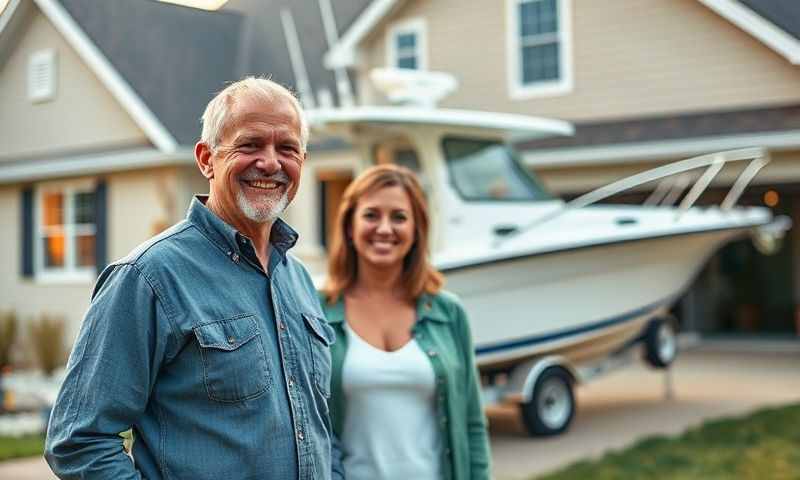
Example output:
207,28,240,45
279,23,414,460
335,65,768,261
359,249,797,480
302,313,334,398
193,314,271,403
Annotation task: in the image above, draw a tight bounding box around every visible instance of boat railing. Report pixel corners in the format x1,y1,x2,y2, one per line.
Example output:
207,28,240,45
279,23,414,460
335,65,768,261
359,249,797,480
499,147,770,245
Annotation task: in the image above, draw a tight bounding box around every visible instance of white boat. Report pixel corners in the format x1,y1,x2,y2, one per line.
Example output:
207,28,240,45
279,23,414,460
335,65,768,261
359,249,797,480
307,69,790,435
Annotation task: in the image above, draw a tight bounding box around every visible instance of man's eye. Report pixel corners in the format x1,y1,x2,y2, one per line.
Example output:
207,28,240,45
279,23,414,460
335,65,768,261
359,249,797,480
239,143,258,151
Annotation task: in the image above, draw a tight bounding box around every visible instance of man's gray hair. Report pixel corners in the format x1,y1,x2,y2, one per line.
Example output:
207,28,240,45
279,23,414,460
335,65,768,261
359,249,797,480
201,77,309,152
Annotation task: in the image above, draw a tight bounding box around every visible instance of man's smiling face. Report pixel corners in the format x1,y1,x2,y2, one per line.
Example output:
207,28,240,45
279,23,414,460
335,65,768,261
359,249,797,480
205,93,304,231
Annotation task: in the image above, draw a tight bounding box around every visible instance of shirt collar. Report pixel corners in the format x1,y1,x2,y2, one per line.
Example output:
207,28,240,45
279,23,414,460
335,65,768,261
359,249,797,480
186,195,299,263
325,292,450,324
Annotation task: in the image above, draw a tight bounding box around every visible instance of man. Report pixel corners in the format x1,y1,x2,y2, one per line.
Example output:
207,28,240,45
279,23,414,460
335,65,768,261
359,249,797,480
45,77,342,479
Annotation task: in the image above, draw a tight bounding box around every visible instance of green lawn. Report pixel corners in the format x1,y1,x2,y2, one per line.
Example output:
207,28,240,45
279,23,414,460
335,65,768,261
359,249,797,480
534,403,800,480
0,434,45,462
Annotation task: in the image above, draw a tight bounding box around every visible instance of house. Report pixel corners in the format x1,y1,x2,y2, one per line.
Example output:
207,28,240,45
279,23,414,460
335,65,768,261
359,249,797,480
311,0,800,335
0,0,368,346
2,0,799,346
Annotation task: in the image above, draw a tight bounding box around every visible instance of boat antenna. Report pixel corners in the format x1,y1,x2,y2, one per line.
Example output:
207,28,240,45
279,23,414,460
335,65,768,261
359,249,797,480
317,0,355,107
280,8,316,109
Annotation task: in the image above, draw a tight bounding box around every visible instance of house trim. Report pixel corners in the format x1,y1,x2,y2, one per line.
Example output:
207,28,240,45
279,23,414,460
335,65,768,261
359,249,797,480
385,17,427,70
0,147,193,184
505,0,573,100
20,0,180,152
325,0,402,68
697,0,800,64
521,129,800,168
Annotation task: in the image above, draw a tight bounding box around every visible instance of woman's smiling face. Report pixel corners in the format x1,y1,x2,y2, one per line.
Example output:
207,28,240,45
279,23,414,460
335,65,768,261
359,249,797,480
350,184,416,271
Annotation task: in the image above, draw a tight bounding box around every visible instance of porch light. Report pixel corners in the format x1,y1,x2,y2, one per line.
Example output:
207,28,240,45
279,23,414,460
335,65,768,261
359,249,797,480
764,190,779,207
156,0,228,11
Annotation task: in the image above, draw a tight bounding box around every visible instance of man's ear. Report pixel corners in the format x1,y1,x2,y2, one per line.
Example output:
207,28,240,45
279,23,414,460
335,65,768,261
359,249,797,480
195,142,214,179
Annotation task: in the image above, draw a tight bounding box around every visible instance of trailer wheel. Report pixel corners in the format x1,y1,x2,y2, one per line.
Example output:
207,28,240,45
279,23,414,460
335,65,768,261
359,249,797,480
643,316,677,368
519,366,575,436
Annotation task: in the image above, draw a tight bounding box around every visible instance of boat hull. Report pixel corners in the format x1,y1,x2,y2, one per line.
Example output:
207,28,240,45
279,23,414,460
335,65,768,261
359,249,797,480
441,227,745,369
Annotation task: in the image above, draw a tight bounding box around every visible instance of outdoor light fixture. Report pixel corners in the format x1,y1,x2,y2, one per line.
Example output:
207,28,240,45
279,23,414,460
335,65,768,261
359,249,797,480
156,0,228,11
0,0,10,15
764,189,779,207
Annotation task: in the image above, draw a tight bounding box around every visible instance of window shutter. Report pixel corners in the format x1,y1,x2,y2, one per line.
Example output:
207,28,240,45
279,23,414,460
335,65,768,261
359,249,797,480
21,187,34,278
95,180,108,274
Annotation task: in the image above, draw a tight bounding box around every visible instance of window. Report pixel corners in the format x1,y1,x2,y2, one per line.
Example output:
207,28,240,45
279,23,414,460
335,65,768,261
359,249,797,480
507,0,572,99
36,182,97,279
387,19,427,70
442,137,553,202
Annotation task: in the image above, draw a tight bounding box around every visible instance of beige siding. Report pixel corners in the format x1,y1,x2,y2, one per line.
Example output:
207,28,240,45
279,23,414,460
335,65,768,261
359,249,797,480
107,168,183,260
358,0,800,120
0,9,148,161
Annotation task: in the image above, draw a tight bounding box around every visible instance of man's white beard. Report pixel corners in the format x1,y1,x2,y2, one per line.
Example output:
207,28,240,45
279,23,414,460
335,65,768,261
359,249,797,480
237,187,289,224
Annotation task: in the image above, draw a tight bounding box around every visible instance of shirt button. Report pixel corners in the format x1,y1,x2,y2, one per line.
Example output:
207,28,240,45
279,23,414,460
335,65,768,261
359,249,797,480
279,321,286,331
227,336,236,344
231,253,240,263
288,377,295,388
427,350,438,357
297,430,304,441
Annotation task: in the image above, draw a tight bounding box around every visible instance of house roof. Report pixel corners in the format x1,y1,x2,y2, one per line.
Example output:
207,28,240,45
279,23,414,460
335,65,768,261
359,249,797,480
518,104,800,167
0,0,372,150
327,0,800,67
737,0,800,40
56,0,243,148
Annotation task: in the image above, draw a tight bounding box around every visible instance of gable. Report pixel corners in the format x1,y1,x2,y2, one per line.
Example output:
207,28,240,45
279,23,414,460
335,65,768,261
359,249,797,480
0,7,149,161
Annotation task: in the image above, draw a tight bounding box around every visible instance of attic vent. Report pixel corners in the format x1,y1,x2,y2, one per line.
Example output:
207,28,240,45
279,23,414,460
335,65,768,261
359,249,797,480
28,49,57,103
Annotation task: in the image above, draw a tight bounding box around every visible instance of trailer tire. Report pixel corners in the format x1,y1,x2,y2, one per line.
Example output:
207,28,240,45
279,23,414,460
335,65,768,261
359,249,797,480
519,366,575,436
643,316,678,368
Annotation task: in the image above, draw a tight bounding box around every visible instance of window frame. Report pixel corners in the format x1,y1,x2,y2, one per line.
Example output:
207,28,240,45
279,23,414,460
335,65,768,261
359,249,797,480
506,0,573,100
34,179,98,284
386,18,428,70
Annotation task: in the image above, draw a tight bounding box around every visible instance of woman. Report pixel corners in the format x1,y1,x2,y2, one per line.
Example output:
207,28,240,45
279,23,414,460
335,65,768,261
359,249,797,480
320,164,491,480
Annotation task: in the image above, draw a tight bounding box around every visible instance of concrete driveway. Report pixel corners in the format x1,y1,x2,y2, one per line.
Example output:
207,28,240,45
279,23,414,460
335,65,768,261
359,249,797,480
488,341,800,479
2,342,799,480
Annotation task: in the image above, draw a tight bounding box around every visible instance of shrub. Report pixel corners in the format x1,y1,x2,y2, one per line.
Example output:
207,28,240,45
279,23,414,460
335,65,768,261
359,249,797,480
0,311,17,369
28,314,67,376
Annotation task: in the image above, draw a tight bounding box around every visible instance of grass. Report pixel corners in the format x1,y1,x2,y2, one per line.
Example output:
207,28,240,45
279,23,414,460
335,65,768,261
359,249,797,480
0,434,45,462
533,403,800,480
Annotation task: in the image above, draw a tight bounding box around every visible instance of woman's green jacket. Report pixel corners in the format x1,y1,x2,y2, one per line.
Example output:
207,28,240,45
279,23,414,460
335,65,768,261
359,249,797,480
318,290,491,480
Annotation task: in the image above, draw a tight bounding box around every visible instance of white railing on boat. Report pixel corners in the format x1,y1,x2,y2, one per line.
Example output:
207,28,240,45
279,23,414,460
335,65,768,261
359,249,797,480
503,147,770,243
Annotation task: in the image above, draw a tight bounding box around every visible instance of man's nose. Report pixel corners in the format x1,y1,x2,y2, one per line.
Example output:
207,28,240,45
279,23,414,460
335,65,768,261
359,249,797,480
255,145,281,173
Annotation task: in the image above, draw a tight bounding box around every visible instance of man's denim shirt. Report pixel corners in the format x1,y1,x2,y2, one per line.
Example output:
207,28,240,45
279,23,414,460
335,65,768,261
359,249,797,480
45,197,340,480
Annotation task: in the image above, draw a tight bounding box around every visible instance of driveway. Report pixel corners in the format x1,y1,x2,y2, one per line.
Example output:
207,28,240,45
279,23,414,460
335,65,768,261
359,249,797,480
3,342,799,480
488,342,800,479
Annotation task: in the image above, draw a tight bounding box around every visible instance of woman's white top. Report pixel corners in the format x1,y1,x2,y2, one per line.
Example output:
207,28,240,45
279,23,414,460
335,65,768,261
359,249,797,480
341,323,442,480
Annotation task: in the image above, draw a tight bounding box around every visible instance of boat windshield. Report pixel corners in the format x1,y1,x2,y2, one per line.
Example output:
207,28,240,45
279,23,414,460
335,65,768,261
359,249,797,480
442,136,553,201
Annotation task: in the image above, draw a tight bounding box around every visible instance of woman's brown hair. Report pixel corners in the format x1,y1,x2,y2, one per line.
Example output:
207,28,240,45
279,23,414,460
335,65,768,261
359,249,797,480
322,164,444,303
